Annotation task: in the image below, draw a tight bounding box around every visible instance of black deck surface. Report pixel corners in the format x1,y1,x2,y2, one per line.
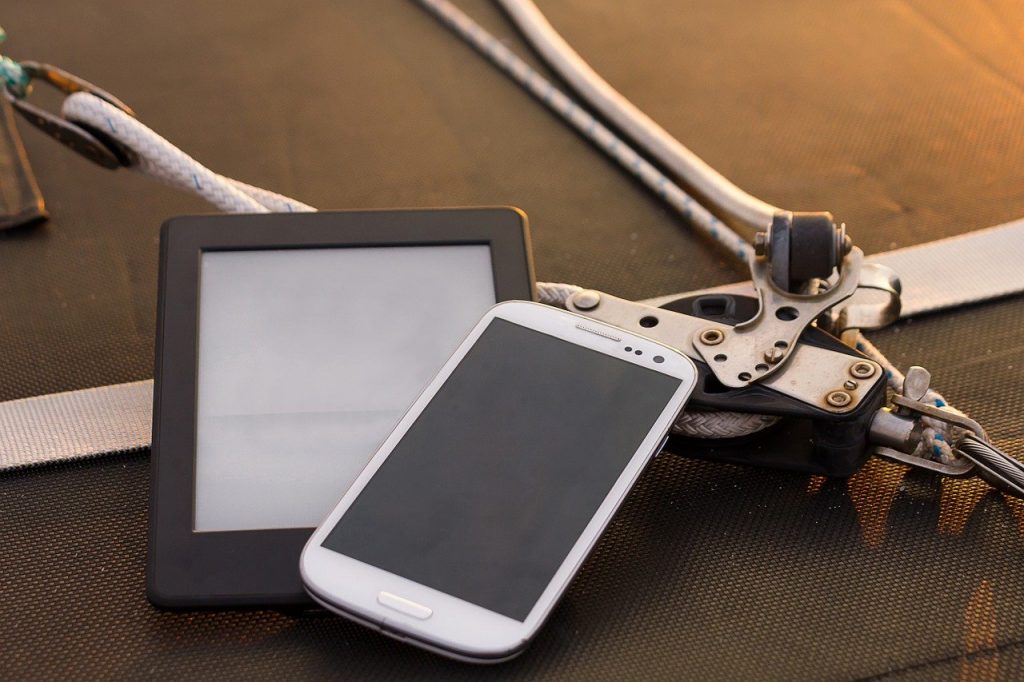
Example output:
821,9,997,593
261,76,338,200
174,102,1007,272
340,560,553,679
3,1,1024,679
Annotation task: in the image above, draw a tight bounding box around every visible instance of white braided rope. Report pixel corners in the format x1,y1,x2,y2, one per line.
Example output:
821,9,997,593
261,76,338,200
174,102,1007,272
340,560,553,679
225,178,316,214
61,91,770,440
63,92,587,316
60,95,607,318
672,411,777,439
62,93,314,214
415,0,753,262
534,281,581,307
493,0,779,232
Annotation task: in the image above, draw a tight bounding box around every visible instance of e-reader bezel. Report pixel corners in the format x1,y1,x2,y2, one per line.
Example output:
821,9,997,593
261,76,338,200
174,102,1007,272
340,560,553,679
149,207,535,608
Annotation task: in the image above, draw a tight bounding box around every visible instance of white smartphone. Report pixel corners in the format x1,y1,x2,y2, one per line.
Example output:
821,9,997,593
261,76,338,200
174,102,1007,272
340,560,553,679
300,301,697,663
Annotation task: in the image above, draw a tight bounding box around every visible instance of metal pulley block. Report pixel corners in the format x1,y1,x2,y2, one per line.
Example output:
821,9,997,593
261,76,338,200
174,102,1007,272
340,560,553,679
565,217,906,477
751,211,900,338
567,286,888,475
678,210,886,396
584,214,1024,496
689,244,864,391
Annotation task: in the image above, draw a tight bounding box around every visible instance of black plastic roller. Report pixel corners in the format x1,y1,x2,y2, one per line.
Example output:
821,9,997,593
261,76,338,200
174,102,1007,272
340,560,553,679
766,211,846,291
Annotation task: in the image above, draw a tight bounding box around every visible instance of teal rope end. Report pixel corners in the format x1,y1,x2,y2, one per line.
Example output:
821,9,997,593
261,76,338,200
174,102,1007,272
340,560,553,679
0,26,31,98
0,55,28,97
0,26,30,98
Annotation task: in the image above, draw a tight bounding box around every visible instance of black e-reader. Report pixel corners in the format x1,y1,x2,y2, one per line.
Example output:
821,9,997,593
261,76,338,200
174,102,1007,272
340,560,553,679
149,208,535,607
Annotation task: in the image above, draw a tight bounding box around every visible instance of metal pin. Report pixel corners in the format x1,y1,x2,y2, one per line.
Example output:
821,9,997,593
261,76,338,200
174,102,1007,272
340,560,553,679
573,289,602,311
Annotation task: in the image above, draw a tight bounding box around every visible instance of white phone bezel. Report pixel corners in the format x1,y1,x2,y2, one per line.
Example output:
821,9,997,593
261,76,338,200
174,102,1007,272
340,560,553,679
300,300,697,662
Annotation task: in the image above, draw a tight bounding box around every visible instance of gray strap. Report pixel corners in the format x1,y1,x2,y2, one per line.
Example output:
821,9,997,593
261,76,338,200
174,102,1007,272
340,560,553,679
3,218,1024,472
0,380,152,469
867,218,1024,317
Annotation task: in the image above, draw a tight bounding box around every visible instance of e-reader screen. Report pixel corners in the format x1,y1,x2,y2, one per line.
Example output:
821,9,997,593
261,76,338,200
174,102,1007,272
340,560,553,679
193,245,495,532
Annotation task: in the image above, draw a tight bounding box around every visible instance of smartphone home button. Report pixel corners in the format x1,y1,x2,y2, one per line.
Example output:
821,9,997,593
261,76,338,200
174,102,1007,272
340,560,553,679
377,591,433,620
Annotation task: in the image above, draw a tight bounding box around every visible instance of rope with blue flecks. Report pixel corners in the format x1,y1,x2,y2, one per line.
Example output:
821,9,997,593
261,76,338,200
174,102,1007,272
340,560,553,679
412,0,754,263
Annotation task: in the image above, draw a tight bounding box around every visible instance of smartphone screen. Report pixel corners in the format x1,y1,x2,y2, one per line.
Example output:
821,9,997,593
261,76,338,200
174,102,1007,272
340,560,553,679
320,317,682,622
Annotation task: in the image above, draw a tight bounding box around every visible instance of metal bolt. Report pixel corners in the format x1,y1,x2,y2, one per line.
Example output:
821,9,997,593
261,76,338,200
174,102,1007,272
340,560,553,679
843,379,858,391
754,232,769,257
834,222,852,261
849,361,876,379
763,347,785,364
573,289,602,311
839,222,853,256
699,328,724,346
826,390,852,408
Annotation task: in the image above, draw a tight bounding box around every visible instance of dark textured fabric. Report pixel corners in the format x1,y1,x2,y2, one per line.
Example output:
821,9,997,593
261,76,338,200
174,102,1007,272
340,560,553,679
2,0,1024,679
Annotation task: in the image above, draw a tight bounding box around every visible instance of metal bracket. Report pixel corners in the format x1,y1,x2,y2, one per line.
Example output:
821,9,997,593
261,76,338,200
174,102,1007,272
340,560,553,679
690,247,864,388
828,262,902,336
565,289,883,413
639,261,904,332
871,366,980,477
872,396,981,477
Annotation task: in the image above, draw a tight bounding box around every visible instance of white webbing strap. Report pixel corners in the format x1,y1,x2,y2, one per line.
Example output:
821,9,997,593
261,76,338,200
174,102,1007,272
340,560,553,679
2,220,1022,471
0,380,152,469
868,218,1024,317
